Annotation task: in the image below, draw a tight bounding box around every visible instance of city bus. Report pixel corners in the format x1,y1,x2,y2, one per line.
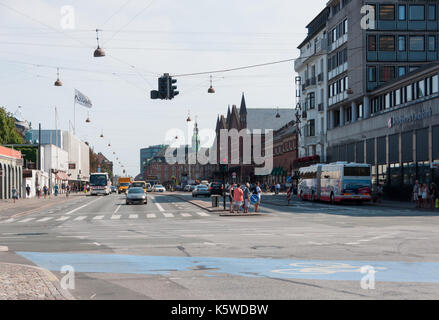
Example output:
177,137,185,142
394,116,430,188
298,162,372,204
90,172,111,196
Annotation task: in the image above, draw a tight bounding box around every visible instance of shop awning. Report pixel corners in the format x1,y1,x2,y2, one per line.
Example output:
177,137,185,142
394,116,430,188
55,171,69,181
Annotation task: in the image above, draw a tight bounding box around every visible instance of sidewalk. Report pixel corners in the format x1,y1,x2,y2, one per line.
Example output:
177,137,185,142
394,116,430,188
0,262,73,300
261,192,439,211
0,193,86,220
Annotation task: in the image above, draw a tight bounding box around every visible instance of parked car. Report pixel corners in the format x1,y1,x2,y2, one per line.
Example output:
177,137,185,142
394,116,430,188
192,185,210,197
126,187,147,205
209,182,224,196
153,184,166,192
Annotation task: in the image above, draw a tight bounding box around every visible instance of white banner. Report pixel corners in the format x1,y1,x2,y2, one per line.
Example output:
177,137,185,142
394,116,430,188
74,89,92,108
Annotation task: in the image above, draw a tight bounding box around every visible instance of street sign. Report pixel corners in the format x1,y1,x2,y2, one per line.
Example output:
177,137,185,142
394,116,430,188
250,194,259,204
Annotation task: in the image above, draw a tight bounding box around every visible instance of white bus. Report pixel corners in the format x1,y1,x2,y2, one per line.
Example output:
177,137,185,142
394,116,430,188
90,172,111,196
298,162,372,204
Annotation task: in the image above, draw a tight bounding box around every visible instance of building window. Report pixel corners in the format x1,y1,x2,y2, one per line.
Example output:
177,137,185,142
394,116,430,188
379,35,395,51
433,75,439,93
345,106,352,123
368,66,376,82
428,5,436,20
409,5,425,21
308,120,315,136
368,35,376,51
379,4,395,20
428,36,436,51
398,5,406,20
409,36,425,51
398,66,406,77
379,66,395,82
398,36,406,51
308,92,315,109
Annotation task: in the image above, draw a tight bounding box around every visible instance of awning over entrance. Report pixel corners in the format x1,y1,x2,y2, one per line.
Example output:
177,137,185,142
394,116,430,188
55,171,69,181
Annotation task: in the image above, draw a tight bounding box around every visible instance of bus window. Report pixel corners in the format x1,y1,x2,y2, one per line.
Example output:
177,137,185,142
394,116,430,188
344,167,371,177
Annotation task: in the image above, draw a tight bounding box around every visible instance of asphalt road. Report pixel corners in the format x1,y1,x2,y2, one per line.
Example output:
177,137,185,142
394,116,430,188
1,192,439,299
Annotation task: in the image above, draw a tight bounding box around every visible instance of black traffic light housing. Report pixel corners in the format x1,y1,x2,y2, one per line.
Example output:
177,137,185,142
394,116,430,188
150,73,179,100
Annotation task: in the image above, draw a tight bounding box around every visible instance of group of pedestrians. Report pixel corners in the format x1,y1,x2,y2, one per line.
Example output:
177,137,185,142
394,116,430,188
228,182,262,214
413,180,438,209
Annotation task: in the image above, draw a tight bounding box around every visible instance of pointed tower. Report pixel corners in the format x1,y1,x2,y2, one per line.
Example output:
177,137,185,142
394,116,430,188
239,92,247,128
226,105,231,128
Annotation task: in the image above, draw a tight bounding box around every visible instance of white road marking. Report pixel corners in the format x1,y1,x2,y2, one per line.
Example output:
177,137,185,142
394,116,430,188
93,215,104,220
19,218,35,223
114,205,121,214
155,202,165,212
163,213,174,218
111,215,121,220
0,246,8,252
181,213,192,217
196,212,210,217
0,218,14,224
93,242,101,246
56,216,70,221
37,217,54,222
129,214,138,219
73,216,87,221
146,213,157,219
65,197,102,215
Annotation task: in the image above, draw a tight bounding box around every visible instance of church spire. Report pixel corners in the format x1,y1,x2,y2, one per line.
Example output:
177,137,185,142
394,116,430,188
239,92,247,115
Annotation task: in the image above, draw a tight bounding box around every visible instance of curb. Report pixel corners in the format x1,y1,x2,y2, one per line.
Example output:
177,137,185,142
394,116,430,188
168,194,226,213
0,262,75,300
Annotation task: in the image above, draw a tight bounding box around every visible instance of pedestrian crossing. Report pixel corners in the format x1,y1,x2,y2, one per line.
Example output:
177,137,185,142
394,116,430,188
0,211,211,224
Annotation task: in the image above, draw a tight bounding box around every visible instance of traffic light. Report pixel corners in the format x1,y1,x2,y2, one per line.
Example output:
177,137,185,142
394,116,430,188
150,73,179,100
169,77,179,99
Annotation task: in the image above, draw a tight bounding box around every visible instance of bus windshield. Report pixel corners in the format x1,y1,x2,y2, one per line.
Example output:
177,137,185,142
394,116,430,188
344,167,371,177
132,182,146,188
90,174,108,186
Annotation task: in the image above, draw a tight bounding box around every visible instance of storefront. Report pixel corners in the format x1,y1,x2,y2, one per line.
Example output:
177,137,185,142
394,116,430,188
327,64,439,200
0,146,23,200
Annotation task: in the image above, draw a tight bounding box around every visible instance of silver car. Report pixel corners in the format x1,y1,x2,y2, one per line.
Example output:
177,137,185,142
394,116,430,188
126,187,147,205
192,185,210,197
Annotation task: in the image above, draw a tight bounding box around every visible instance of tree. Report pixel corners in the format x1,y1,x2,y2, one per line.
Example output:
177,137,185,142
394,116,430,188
0,107,24,144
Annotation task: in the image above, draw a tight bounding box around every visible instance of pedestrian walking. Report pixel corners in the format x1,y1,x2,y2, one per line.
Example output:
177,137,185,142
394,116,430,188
254,182,262,212
232,183,244,213
36,185,41,199
11,187,18,203
243,183,250,213
275,183,280,195
66,184,71,198
429,182,438,210
413,180,420,208
54,184,59,197
25,184,31,199
422,183,429,209
287,186,293,204
43,185,48,199
229,183,235,213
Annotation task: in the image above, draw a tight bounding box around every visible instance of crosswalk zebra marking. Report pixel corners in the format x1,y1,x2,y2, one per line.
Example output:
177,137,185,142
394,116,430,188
19,218,35,223
129,214,138,219
37,217,54,222
93,215,105,220
146,214,157,219
163,213,174,218
74,216,87,221
111,215,121,220
56,216,70,221
181,213,192,217
196,212,210,217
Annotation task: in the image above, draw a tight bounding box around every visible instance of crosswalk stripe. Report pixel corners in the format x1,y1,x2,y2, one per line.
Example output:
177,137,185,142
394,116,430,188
129,214,138,219
146,213,156,218
181,213,192,217
196,212,210,217
74,216,87,221
56,216,70,221
19,218,35,223
0,218,14,224
163,213,174,218
37,217,54,222
111,215,121,220
93,215,105,220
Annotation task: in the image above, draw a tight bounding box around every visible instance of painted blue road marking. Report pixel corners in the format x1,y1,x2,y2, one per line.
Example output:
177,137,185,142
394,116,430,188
16,251,439,283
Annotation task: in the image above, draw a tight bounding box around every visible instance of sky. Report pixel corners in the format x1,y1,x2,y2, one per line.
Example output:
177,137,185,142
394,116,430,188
0,0,326,176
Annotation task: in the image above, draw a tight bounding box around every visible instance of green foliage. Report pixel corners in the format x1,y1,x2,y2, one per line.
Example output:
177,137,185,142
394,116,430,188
13,146,37,162
0,107,24,144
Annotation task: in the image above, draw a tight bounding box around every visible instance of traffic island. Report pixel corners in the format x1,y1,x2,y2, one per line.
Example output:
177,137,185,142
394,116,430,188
0,262,74,300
